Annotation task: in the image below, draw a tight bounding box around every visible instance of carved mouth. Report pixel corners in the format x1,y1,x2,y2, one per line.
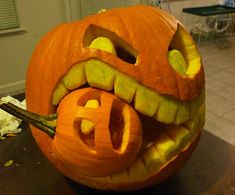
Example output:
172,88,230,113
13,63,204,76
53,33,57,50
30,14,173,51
52,59,204,125
51,58,205,182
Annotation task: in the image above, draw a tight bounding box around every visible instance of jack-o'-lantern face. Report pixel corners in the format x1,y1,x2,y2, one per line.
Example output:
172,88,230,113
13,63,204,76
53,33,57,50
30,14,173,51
26,6,205,191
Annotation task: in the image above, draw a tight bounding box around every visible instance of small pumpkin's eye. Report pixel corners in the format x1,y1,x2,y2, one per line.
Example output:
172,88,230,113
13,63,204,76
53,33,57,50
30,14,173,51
108,99,125,150
168,49,187,75
81,99,100,135
84,25,137,64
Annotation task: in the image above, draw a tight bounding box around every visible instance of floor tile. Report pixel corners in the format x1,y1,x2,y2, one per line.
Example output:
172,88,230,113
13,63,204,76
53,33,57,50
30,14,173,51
223,108,235,123
205,116,235,145
205,77,228,92
203,63,220,77
215,84,235,103
206,110,218,122
198,37,235,146
225,65,235,74
210,70,235,85
205,91,235,116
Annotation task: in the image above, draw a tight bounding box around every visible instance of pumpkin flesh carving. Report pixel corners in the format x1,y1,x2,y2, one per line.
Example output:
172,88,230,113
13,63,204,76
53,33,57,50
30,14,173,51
24,6,205,191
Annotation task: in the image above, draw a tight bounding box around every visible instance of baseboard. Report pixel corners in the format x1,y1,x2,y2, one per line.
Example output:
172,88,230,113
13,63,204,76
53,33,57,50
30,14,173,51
0,80,25,97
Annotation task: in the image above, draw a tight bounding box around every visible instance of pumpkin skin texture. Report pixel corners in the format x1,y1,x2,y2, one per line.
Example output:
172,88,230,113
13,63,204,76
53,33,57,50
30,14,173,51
26,5,205,191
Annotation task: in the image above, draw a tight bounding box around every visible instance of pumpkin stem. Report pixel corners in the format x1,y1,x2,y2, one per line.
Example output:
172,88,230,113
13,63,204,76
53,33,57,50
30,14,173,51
0,100,56,137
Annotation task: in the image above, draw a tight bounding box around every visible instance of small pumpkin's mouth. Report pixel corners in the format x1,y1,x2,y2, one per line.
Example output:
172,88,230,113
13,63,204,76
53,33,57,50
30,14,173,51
51,58,205,180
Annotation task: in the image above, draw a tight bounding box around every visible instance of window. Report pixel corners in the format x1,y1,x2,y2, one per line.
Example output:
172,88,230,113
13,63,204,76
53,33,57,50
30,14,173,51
80,0,141,19
0,0,19,30
65,0,142,22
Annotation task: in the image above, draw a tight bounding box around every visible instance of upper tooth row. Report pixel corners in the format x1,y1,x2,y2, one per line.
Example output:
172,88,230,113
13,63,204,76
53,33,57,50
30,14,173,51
52,59,204,125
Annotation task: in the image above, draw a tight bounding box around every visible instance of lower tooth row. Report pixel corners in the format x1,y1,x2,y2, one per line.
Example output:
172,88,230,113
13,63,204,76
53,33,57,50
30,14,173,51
92,106,204,183
52,59,203,124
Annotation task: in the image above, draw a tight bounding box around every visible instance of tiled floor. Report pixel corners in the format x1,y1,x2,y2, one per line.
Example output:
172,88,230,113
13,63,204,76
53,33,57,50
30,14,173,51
198,37,235,146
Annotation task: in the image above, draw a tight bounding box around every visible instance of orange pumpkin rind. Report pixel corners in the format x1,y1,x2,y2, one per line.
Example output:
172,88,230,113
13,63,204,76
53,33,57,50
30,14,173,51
25,5,205,191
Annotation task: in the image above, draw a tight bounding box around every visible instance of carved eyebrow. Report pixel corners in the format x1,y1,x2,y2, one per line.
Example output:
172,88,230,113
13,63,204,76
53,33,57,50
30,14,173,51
83,24,137,64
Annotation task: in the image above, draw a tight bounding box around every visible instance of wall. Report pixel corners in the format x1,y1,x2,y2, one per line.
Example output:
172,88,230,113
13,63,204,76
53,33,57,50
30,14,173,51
0,0,66,96
0,0,217,96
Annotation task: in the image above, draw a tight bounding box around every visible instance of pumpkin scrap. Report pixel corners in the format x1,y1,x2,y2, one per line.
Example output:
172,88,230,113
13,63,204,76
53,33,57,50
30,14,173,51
4,160,14,167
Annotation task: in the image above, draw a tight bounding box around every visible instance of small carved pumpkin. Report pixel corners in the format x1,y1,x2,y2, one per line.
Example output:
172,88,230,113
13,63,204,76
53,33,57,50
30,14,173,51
53,87,142,177
26,6,205,191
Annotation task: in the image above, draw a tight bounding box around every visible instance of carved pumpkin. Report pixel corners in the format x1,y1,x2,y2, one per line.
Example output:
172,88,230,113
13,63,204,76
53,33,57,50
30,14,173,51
25,6,205,191
54,87,142,177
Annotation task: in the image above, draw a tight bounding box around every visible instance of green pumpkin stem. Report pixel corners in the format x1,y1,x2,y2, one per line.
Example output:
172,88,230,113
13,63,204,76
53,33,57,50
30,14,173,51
0,100,56,137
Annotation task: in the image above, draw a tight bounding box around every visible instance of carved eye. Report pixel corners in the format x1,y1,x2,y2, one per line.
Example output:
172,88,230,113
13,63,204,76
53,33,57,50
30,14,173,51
84,25,137,64
89,36,117,55
168,25,201,77
168,49,187,75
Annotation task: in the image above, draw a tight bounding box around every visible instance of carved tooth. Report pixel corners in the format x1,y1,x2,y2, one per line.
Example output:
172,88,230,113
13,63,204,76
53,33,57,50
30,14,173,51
85,59,116,91
173,89,205,124
63,62,86,90
86,36,117,90
129,157,149,180
153,133,177,161
52,83,69,105
154,97,178,124
164,125,190,149
134,85,161,117
174,102,190,125
190,88,205,118
142,146,163,173
114,73,138,103
183,103,205,136
111,169,129,183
